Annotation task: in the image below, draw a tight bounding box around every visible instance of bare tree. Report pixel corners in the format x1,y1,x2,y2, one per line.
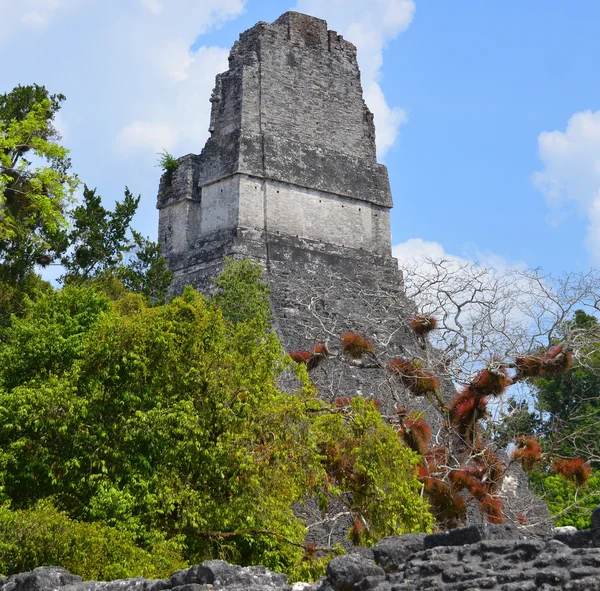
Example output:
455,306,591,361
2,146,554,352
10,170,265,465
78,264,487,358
271,257,600,535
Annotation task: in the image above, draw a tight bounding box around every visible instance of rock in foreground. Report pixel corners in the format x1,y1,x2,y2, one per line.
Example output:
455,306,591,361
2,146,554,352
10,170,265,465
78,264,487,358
4,516,600,591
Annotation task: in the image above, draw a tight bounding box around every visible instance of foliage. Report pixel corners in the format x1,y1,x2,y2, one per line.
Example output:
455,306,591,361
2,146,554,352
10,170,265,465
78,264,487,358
61,186,172,304
0,283,111,390
552,458,591,487
492,397,539,450
211,257,272,327
116,230,173,305
409,315,437,336
340,333,373,359
0,261,431,577
387,359,440,397
157,150,179,173
314,397,433,546
298,304,584,530
0,269,52,323
512,436,543,472
532,313,600,464
396,412,432,456
0,84,171,315
529,470,600,529
0,502,185,580
62,185,139,280
0,285,316,571
0,85,78,285
289,343,330,371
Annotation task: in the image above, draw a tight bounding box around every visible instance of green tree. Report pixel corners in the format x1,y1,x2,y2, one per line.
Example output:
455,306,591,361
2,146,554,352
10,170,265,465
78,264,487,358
528,470,600,530
0,262,431,577
61,186,172,304
0,85,77,286
211,258,271,327
62,185,139,281
533,314,600,464
491,310,600,528
116,230,173,305
315,397,433,546
491,397,539,450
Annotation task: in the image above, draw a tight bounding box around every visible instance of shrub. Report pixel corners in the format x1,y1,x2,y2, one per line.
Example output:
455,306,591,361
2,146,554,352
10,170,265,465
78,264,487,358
387,359,440,396
0,502,185,580
409,315,437,336
449,386,488,441
542,344,574,374
512,436,543,471
397,416,431,455
552,458,591,487
470,367,510,397
479,495,503,524
288,344,329,371
315,397,433,545
529,470,600,529
156,150,179,173
514,344,573,380
340,332,373,358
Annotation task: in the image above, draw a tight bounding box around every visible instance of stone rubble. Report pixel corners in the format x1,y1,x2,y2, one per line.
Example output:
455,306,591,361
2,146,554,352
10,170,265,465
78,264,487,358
4,509,600,591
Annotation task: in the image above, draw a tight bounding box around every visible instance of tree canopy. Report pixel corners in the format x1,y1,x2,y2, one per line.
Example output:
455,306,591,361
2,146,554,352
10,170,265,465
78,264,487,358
0,260,432,579
0,84,77,285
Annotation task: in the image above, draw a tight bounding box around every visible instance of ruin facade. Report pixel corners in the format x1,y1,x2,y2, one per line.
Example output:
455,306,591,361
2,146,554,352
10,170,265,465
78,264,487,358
156,11,397,294
156,11,552,539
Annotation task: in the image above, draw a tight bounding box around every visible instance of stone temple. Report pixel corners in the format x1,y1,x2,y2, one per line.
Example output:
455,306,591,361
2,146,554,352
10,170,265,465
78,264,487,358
157,9,416,419
157,11,552,538
157,11,397,294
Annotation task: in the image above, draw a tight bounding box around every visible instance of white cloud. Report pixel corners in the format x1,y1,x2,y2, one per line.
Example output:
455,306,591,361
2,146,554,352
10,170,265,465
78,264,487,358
152,38,196,81
117,121,177,155
533,110,600,263
294,0,415,158
141,0,163,15
393,238,525,273
393,238,451,263
0,0,62,39
1,0,245,241
1,2,243,157
22,11,48,28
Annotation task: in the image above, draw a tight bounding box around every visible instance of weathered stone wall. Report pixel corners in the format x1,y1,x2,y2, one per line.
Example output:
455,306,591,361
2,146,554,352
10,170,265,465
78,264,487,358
156,11,395,292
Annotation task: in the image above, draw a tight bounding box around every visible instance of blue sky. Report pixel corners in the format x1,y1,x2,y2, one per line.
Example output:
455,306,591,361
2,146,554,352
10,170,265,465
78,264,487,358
2,0,600,276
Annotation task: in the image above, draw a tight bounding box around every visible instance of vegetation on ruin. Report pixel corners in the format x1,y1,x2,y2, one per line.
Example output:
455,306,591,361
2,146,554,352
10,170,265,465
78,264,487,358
0,85,432,577
2,83,600,581
0,267,432,579
156,150,179,174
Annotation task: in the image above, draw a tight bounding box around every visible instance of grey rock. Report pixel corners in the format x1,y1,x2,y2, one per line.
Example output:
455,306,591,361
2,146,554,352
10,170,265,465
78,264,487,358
312,580,336,591
325,555,384,591
424,524,520,550
372,534,426,572
8,518,600,591
347,547,375,562
188,561,288,589
554,529,595,548
556,526,579,534
0,568,82,591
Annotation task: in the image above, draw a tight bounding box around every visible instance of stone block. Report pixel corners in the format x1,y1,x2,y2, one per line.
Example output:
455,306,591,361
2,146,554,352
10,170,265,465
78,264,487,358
424,523,520,549
325,555,384,591
371,534,426,572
